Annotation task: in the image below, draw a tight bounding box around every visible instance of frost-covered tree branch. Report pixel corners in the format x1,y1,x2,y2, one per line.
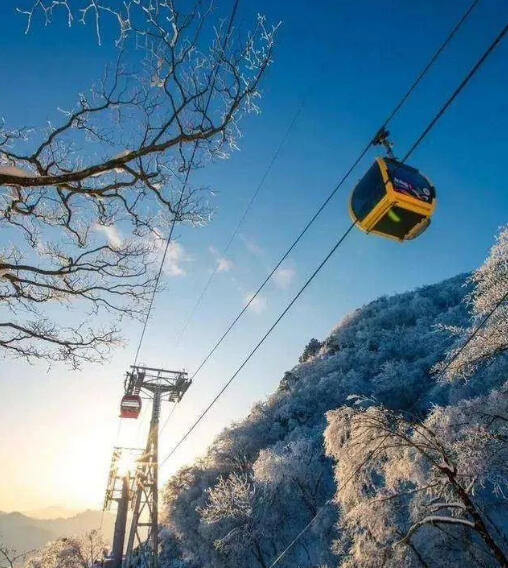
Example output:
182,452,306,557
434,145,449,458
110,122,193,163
2,1,277,367
24,530,107,568
200,473,272,567
0,545,16,568
324,386,508,567
435,224,508,381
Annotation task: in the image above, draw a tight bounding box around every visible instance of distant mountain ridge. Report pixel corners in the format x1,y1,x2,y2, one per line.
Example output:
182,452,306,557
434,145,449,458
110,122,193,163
0,509,114,558
21,506,81,520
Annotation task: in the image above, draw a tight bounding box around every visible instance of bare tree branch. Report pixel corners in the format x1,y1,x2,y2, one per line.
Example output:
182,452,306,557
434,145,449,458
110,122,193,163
1,1,277,367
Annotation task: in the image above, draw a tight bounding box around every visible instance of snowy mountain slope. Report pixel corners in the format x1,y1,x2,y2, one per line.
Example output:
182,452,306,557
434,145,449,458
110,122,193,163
159,269,507,567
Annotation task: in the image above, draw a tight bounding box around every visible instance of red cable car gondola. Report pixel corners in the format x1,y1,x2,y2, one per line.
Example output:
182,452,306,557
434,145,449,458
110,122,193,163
120,394,142,419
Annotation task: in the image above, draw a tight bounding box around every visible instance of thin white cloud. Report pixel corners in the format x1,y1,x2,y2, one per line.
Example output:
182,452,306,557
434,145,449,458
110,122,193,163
240,234,264,257
161,241,190,277
94,223,123,248
217,257,234,272
273,267,295,289
209,245,234,273
245,292,267,314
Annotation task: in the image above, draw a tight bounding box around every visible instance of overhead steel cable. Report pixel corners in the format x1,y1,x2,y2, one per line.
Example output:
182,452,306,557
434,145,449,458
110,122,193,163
402,19,508,163
436,288,508,379
266,288,508,567
159,15,508,467
174,99,306,347
268,434,394,567
159,399,179,436
160,221,356,464
380,0,480,127
267,502,330,568
132,0,240,366
186,0,480,383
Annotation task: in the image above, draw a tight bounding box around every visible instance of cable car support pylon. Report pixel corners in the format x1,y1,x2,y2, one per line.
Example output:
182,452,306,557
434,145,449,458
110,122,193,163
105,366,191,568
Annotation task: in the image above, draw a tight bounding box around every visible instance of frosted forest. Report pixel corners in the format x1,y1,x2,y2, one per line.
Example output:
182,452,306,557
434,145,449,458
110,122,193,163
155,224,508,568
1,2,506,567
23,226,507,568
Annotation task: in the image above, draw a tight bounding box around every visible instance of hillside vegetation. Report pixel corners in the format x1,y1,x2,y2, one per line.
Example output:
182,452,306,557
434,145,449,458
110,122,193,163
15,227,506,568
159,226,508,568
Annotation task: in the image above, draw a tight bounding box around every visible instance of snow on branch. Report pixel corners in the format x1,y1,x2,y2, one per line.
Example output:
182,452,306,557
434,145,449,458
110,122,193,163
396,515,476,547
324,386,508,566
434,224,508,381
2,1,277,367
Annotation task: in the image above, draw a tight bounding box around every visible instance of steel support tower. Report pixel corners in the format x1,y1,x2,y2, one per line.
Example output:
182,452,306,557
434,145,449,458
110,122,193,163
104,447,143,568
122,365,190,568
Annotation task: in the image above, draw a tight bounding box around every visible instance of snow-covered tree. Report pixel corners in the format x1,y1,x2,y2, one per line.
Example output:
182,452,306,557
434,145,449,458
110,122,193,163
0,544,17,568
253,436,327,517
1,1,277,367
324,386,508,567
158,227,508,568
278,371,299,393
24,531,107,568
252,434,336,566
299,339,323,364
435,224,508,381
200,472,274,568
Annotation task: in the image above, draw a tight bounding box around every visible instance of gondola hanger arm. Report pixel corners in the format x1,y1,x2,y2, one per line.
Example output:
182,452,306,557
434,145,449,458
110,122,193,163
372,126,395,158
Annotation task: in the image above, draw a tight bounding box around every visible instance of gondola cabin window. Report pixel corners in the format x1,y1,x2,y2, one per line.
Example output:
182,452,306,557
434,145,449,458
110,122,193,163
350,162,386,221
372,206,429,240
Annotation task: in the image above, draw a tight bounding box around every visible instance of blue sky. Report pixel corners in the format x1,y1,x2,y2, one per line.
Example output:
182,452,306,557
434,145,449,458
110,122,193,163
0,0,507,512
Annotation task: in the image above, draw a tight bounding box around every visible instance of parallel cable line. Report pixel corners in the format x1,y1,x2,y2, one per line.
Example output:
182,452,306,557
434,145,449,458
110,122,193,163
159,400,178,436
186,0,480,383
160,221,356,465
382,0,480,127
132,0,240,366
436,288,508,379
174,99,306,347
402,20,508,162
104,0,240,533
159,14,508,467
267,18,508,549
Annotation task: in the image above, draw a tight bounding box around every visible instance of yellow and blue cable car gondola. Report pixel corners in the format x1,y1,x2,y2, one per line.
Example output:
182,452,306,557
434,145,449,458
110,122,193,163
349,129,436,241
